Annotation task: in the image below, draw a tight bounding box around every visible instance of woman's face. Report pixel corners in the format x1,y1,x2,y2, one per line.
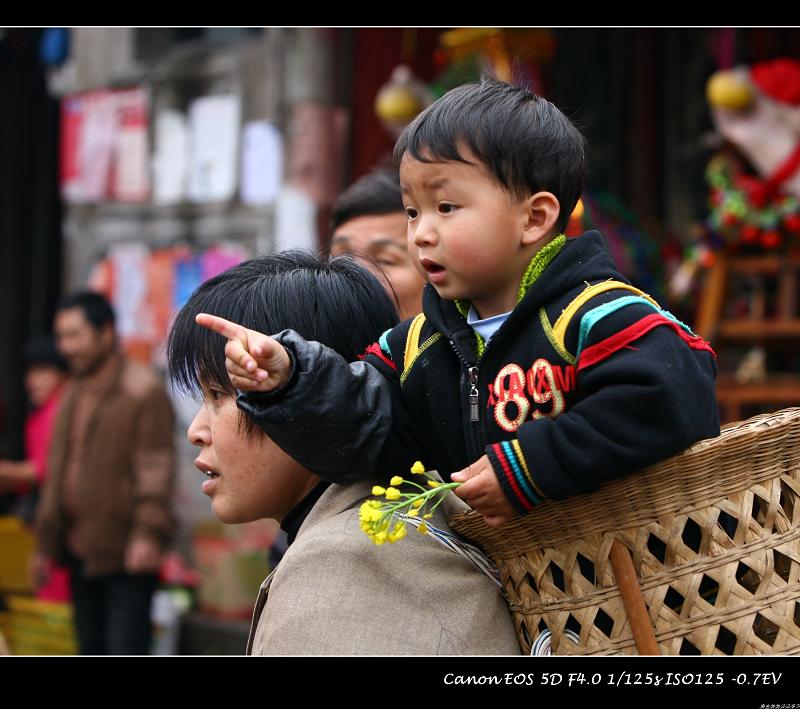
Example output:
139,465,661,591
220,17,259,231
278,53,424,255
187,388,320,524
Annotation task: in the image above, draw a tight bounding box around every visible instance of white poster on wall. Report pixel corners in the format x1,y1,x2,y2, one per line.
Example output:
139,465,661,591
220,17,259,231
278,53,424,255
274,185,317,253
240,121,283,206
108,242,152,341
79,90,118,202
111,88,150,203
153,109,189,205
188,94,241,203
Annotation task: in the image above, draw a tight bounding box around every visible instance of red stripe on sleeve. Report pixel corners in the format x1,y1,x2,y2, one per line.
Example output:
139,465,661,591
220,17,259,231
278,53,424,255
577,313,716,373
360,342,397,371
493,444,535,512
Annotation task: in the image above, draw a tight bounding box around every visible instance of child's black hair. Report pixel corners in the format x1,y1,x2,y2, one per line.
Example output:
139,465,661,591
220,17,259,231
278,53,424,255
394,77,587,232
168,251,399,432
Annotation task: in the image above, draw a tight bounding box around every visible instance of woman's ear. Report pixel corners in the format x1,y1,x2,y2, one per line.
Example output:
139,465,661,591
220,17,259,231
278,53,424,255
520,191,561,246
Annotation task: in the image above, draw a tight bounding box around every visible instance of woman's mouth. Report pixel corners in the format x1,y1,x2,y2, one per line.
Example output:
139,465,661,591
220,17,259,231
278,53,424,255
195,460,220,495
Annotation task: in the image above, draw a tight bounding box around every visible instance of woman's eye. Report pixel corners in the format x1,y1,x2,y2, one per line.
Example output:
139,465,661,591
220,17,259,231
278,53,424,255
405,207,418,220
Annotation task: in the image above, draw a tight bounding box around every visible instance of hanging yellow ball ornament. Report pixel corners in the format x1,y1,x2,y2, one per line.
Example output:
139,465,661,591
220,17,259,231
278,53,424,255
706,70,754,111
375,84,423,123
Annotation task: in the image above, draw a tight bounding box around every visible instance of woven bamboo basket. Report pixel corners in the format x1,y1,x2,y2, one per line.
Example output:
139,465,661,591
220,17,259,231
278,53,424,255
449,408,800,655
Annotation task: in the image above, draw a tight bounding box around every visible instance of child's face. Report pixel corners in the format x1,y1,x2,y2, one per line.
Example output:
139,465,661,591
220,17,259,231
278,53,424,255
400,151,534,318
187,387,320,524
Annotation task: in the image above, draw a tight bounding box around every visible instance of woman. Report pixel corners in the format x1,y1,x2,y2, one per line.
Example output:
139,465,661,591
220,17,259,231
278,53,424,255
0,337,71,602
168,251,519,655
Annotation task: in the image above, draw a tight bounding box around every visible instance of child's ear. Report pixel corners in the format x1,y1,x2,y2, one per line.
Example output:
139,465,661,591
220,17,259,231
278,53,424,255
520,191,560,246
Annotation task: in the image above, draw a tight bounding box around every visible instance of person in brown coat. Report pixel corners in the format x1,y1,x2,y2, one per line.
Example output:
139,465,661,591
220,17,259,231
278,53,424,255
35,291,175,655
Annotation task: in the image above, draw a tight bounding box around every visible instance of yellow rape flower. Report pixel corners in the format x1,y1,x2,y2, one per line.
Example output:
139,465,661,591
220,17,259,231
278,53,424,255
360,462,460,546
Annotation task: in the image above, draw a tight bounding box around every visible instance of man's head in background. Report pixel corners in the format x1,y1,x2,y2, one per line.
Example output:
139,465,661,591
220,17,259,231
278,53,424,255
330,168,425,320
54,291,116,376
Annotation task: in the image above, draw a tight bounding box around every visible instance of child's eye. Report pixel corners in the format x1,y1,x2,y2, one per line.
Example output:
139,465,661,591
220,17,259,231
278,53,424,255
405,207,418,220
438,203,457,214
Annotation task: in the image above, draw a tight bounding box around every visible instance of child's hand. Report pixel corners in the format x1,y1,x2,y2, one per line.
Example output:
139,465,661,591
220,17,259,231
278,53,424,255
451,455,516,528
195,313,292,393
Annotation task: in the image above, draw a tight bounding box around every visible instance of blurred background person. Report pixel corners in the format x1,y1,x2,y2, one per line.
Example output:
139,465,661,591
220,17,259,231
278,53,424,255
34,291,176,654
0,337,67,503
0,336,71,602
329,168,426,321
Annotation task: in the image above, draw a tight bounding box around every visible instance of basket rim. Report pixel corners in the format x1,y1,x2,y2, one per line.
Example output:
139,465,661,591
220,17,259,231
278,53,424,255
450,408,800,553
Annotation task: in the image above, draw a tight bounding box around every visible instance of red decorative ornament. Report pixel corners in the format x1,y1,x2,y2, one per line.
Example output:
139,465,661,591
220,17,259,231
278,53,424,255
750,58,800,107
783,213,800,234
760,229,783,250
741,224,761,243
700,250,717,269
722,212,740,227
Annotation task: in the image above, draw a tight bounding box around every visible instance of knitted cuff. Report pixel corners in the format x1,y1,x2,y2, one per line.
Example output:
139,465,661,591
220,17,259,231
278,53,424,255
486,440,546,514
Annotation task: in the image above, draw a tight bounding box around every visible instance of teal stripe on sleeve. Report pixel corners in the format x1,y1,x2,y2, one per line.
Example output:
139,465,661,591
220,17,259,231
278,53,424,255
378,329,393,359
576,296,698,360
501,441,542,505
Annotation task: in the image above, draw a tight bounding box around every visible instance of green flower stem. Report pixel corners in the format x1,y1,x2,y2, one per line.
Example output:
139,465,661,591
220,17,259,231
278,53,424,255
428,485,461,514
398,479,431,494
375,483,461,525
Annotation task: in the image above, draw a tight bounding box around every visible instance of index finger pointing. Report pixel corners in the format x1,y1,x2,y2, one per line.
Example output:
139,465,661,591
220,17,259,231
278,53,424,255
196,313,246,341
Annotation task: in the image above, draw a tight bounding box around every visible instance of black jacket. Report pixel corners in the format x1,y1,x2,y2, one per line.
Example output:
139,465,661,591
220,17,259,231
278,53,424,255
238,232,720,512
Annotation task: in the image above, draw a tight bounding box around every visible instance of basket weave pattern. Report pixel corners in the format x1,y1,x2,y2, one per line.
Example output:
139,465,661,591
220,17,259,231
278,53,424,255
449,408,800,655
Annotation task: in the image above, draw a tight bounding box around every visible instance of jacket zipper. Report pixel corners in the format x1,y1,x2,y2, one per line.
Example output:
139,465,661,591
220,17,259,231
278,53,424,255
448,338,487,460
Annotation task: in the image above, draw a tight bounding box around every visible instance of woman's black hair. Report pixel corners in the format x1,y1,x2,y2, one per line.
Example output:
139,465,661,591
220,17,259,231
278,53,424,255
168,251,399,431
23,335,68,372
393,76,587,233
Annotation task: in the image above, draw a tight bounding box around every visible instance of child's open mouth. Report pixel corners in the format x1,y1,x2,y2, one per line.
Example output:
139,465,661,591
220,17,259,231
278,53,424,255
420,257,446,278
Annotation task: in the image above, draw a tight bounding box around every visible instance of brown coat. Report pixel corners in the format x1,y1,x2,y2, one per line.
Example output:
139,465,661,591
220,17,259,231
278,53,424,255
247,480,521,655
36,354,176,576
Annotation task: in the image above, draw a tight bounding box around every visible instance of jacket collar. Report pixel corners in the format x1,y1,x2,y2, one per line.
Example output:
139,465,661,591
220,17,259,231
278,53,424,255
421,231,622,364
422,234,567,363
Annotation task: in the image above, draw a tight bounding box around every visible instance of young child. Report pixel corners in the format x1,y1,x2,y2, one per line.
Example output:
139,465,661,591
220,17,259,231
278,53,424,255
198,78,720,527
